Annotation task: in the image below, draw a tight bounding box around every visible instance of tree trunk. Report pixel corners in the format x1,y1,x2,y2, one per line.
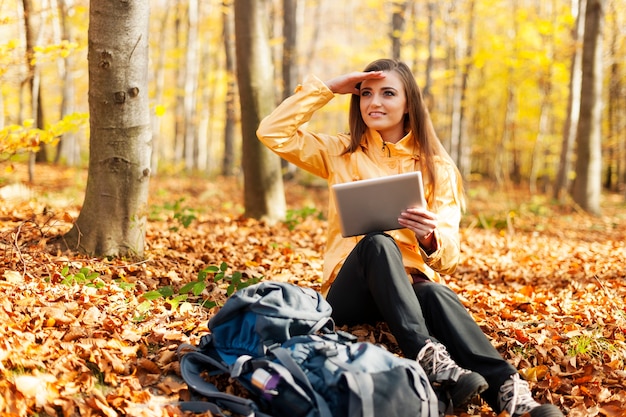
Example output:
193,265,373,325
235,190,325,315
572,0,605,215
606,1,622,193
197,1,213,173
234,0,286,222
222,0,237,177
54,0,80,166
282,0,299,100
62,0,152,257
390,1,409,60
183,0,199,172
448,0,474,179
554,0,585,201
281,0,300,178
173,5,186,165
22,0,48,179
422,1,435,101
150,1,170,175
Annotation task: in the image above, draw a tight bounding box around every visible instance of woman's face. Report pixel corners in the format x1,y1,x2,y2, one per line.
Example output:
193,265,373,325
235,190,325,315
359,70,408,143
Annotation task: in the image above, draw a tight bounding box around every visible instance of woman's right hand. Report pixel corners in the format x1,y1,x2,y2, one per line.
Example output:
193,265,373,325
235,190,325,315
325,71,386,95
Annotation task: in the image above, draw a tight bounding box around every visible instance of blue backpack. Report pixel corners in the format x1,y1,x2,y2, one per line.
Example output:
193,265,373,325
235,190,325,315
178,281,439,417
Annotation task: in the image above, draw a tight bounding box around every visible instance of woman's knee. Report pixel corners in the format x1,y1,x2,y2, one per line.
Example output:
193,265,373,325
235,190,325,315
413,281,459,304
358,232,399,254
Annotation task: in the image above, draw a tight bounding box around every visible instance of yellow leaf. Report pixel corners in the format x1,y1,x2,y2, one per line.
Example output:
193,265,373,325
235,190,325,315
154,104,166,116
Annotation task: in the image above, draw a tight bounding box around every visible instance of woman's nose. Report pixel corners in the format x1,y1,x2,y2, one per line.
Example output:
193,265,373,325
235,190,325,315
370,93,382,106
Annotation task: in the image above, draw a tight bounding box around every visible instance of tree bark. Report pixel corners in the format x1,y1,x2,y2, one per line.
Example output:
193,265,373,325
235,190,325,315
183,0,199,171
554,0,585,201
572,0,605,215
234,0,286,222
282,0,299,100
149,1,170,175
54,0,80,166
390,1,409,61
222,0,237,177
61,0,152,257
448,0,474,179
22,0,48,178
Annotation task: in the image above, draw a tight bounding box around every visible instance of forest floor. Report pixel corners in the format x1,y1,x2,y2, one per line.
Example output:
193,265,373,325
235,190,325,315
1,163,626,417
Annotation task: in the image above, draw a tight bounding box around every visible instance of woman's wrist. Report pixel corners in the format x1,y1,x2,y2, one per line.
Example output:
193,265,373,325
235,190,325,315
418,231,437,254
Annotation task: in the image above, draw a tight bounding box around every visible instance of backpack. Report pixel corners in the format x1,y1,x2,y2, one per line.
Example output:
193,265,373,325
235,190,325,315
178,281,439,417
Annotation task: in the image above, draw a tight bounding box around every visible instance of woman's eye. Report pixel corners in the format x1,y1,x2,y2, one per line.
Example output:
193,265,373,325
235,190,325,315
384,90,395,96
361,91,371,97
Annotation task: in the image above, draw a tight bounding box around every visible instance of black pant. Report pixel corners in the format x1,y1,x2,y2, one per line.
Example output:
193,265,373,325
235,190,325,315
326,232,517,408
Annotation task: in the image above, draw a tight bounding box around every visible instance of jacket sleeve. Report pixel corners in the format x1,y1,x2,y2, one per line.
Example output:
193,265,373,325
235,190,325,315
418,163,462,275
256,75,340,179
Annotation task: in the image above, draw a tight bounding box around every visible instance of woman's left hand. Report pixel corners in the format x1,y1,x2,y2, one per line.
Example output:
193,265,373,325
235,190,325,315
398,207,438,252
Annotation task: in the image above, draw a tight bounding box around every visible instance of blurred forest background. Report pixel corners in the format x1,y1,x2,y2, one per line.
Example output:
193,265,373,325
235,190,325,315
1,0,625,210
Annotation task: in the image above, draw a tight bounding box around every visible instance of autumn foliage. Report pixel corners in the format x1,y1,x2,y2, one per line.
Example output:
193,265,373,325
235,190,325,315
1,164,625,417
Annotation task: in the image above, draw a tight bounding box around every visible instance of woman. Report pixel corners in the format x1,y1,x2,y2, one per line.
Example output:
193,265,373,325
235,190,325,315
257,59,562,417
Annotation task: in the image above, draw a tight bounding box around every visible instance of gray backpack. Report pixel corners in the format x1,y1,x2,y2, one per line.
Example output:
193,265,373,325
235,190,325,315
178,281,439,417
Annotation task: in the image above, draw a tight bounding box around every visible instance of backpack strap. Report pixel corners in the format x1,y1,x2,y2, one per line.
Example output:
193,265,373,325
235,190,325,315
394,359,439,417
269,347,334,417
179,351,271,417
178,400,255,416
341,371,374,417
308,316,336,335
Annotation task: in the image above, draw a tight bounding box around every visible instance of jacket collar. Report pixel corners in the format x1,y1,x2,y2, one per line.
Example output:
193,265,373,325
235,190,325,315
362,128,415,156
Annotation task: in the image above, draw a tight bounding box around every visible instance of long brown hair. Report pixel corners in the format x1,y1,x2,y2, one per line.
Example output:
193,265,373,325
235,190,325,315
344,58,464,208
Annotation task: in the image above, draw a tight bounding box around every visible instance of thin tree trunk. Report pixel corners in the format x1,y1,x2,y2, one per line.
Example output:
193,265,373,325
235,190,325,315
282,0,299,100
222,0,237,177
173,5,186,165
572,0,605,215
530,1,555,195
422,1,435,102
150,1,170,175
54,0,79,166
22,0,47,180
183,0,199,171
554,0,586,201
197,0,211,173
390,1,409,60
606,1,621,193
448,0,474,178
234,0,285,222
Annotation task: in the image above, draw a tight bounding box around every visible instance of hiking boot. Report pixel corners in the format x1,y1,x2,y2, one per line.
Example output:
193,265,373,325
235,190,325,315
498,373,564,417
416,340,488,408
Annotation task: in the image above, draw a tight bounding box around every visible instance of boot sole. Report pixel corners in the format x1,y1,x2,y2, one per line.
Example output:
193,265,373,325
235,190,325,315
451,372,489,407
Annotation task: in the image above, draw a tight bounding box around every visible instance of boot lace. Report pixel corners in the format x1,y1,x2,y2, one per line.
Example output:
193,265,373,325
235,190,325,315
416,340,470,382
498,373,541,416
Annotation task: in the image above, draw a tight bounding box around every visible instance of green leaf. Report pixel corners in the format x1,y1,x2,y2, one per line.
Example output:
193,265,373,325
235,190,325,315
191,281,207,296
158,286,174,297
201,299,218,309
180,282,197,294
143,290,164,301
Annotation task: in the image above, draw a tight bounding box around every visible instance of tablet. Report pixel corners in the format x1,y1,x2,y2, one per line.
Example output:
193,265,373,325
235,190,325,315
331,171,426,238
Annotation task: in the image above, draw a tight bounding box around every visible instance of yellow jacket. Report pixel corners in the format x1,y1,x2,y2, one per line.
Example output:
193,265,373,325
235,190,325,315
257,75,462,296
